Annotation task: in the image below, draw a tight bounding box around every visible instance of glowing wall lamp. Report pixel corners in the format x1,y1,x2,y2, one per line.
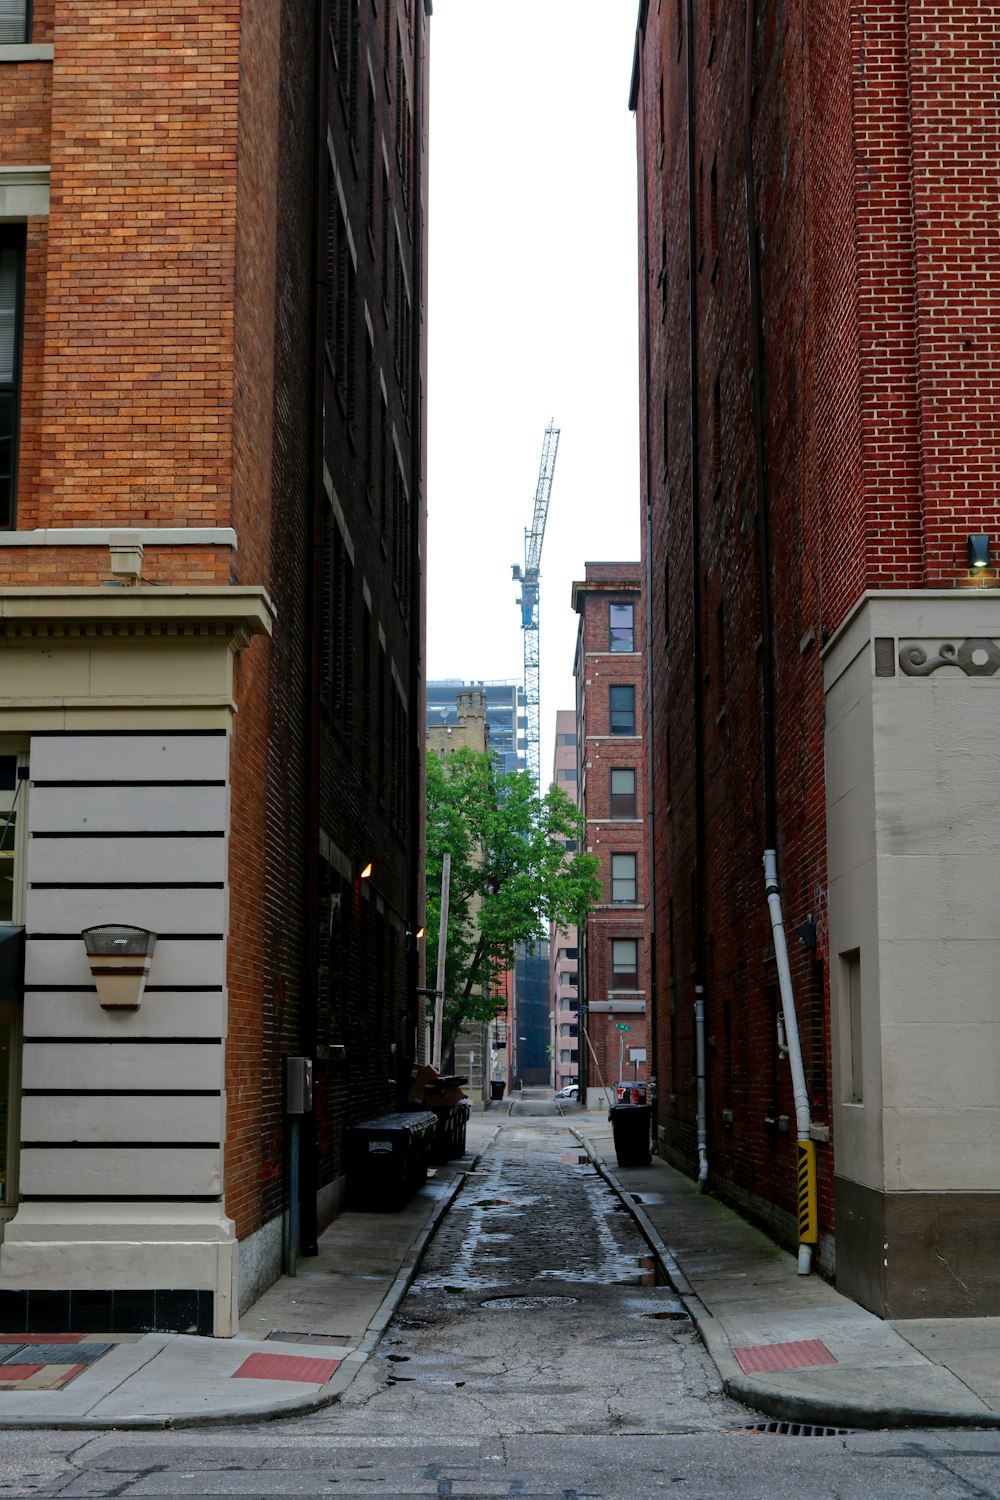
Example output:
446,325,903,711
359,861,373,880
968,535,991,570
82,924,157,1009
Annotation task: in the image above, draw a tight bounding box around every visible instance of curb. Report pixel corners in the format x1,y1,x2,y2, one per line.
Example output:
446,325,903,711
571,1129,1000,1433
0,1127,501,1433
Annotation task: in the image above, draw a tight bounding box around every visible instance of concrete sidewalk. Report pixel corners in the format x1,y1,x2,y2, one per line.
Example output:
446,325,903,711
1,1105,998,1431
0,1116,498,1430
576,1115,1000,1432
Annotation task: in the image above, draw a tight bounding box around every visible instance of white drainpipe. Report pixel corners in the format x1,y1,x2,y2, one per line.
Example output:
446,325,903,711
763,849,813,1274
694,985,708,1188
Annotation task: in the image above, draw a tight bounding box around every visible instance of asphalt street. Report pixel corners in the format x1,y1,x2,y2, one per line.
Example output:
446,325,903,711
3,1116,1000,1498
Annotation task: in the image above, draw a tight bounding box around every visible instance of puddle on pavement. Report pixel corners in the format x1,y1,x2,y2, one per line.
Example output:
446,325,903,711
481,1294,579,1310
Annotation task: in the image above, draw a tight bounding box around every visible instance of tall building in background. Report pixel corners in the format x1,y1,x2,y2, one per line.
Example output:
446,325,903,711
426,681,525,775
0,0,429,1335
549,709,580,1092
572,565,649,1107
513,940,550,1089
632,0,1000,1315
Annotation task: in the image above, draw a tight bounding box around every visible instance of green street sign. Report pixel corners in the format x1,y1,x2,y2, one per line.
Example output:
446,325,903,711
614,1023,632,1031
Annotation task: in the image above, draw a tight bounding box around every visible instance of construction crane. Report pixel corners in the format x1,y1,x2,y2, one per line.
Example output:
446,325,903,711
512,422,560,795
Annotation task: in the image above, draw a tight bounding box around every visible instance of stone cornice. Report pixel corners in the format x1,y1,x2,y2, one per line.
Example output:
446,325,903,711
0,587,274,649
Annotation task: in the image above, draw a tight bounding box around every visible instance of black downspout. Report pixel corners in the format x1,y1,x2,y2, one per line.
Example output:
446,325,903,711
633,12,659,1143
743,0,777,850
685,9,707,1012
301,1,331,1258
405,2,428,1078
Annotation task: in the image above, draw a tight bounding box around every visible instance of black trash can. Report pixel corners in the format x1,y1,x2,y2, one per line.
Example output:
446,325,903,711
346,1111,437,1210
609,1103,652,1168
490,1080,506,1101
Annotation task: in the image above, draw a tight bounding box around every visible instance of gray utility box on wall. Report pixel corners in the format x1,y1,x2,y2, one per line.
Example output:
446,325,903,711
285,1055,313,1114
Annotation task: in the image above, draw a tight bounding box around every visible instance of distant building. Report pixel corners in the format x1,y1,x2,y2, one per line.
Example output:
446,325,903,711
513,940,551,1088
549,709,581,1092
572,565,649,1108
426,681,525,775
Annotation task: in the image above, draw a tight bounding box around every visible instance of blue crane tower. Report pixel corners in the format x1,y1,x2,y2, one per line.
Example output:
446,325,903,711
512,422,560,795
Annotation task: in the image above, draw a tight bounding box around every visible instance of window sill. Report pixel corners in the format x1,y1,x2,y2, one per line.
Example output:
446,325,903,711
0,44,53,62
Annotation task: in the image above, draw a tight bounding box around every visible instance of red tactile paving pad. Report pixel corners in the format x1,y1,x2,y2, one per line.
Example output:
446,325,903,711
232,1352,341,1385
734,1338,837,1374
0,1365,44,1385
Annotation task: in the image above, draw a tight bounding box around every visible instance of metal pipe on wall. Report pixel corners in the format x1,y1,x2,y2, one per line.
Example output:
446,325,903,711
743,0,815,1271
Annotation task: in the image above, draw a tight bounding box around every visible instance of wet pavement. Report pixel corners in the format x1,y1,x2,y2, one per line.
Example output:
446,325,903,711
317,1116,747,1436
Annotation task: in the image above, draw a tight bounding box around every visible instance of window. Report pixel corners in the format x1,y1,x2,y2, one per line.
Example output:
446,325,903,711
609,602,634,652
612,853,637,904
0,2,29,44
0,231,24,529
556,767,576,783
557,732,576,746
609,684,635,735
611,939,638,990
610,768,636,819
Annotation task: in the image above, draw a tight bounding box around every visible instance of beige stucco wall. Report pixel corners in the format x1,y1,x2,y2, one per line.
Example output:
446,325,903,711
824,590,1000,1195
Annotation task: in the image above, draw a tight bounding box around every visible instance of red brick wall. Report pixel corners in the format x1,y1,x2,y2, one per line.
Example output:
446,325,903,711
0,56,51,166
574,566,650,1093
34,1,240,532
636,0,1000,1260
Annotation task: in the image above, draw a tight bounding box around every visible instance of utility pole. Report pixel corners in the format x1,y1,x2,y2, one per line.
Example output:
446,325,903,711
432,853,451,1071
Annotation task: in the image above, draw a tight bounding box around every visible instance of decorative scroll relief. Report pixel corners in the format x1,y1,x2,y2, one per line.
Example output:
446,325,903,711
899,638,1000,677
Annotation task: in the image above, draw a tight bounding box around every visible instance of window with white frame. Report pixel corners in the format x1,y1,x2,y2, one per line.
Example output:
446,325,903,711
609,602,634,652
611,853,638,904
611,938,638,989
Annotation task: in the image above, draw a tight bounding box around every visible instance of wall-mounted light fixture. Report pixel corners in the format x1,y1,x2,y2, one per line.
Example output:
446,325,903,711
359,861,373,880
82,924,157,1009
968,535,991,570
108,534,144,584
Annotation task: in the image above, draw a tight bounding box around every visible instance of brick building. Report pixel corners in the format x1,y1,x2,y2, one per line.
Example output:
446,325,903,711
631,1,1000,1314
549,709,580,1093
572,564,649,1108
0,0,428,1335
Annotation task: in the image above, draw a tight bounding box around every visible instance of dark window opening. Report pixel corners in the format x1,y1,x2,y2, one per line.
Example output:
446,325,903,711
0,230,25,529
610,768,636,819
609,684,635,735
609,602,634,652
0,2,30,44
611,939,638,990
612,853,637,904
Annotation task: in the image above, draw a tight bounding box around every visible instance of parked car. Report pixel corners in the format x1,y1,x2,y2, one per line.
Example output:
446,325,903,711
555,1082,579,1100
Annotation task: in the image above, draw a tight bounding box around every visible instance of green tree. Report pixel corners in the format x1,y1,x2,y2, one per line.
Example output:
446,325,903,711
424,747,600,1055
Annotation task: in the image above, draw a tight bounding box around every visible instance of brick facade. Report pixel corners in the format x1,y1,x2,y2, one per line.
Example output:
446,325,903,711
572,564,649,1104
632,0,1000,1297
0,0,429,1332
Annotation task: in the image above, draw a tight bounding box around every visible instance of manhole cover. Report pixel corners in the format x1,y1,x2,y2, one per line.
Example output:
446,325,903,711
481,1295,579,1310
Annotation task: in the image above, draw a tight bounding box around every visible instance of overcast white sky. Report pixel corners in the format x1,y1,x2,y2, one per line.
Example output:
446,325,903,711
425,3,641,781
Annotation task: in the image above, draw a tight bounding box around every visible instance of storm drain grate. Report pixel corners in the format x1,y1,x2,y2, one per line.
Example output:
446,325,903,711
739,1421,853,1438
